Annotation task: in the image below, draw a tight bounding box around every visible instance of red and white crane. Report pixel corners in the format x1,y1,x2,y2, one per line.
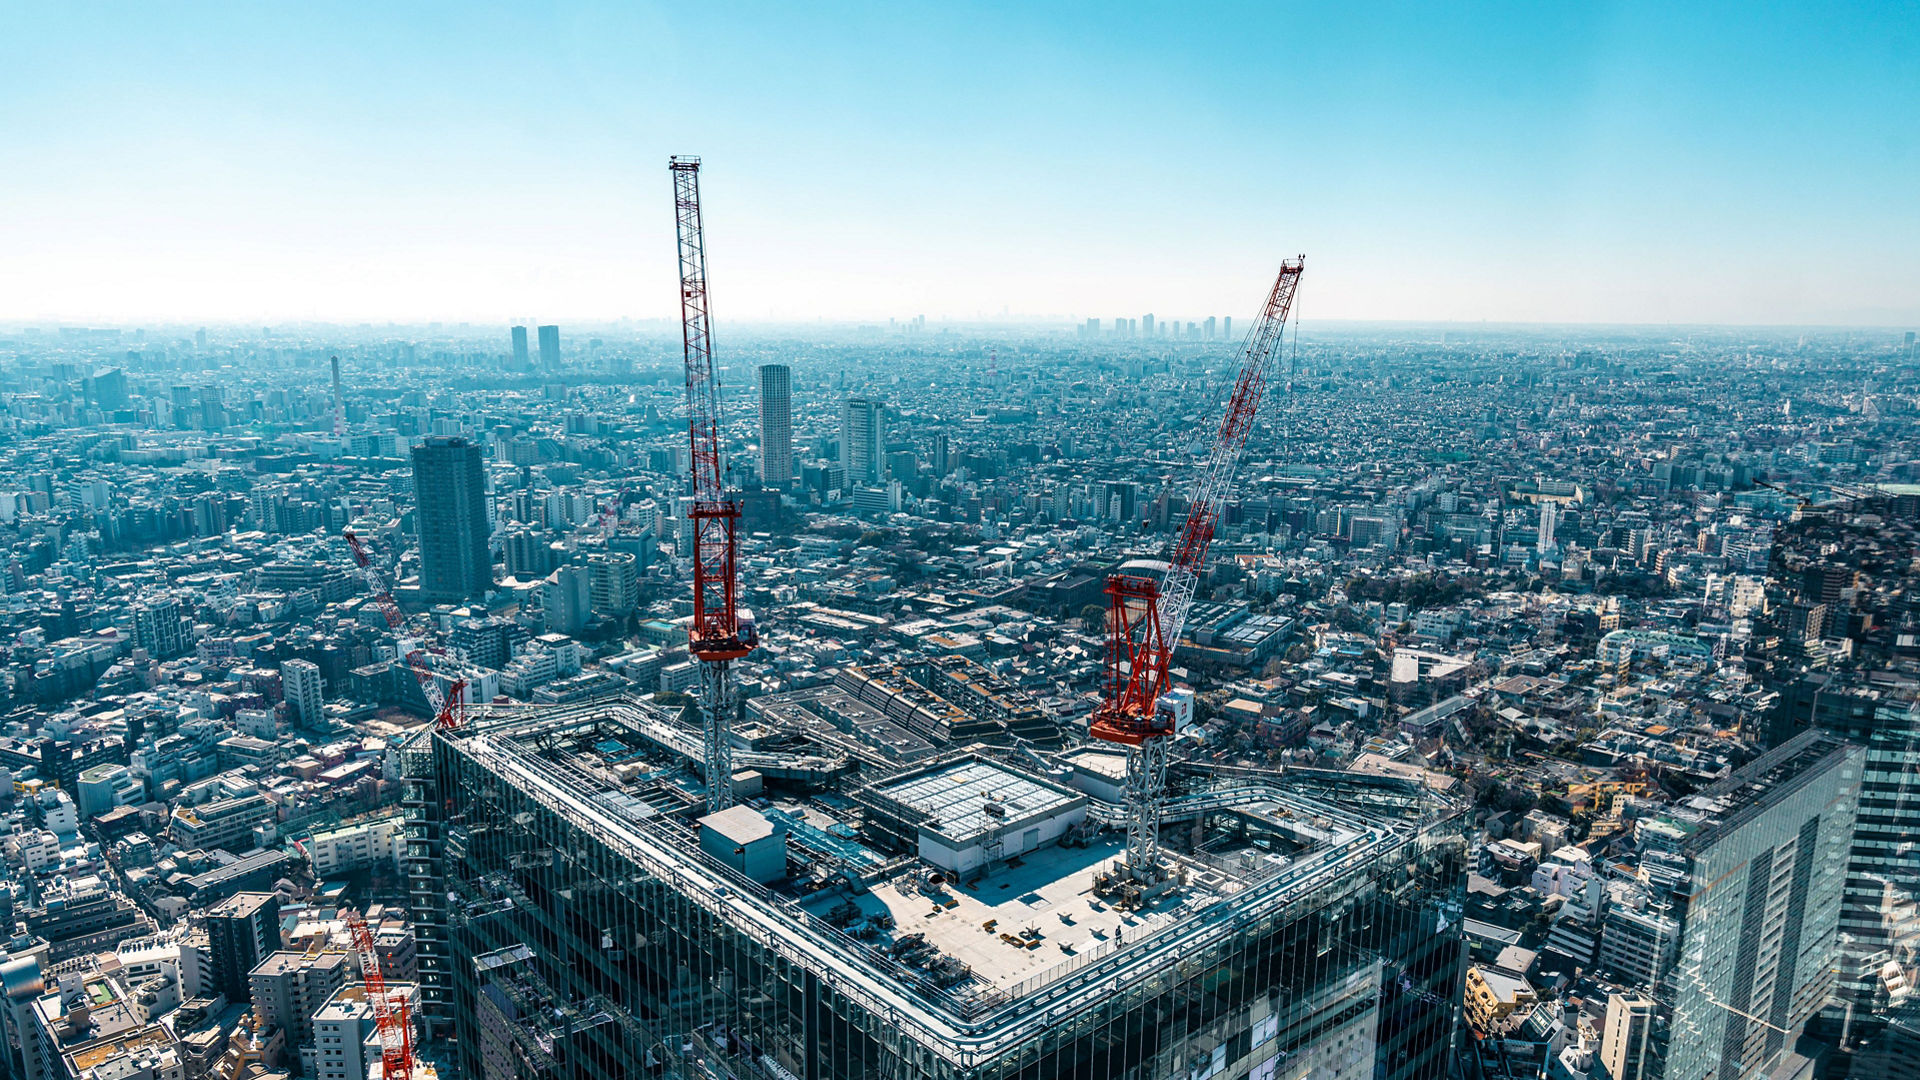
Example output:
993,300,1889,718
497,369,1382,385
345,909,415,1080
670,156,756,813
344,530,465,730
1089,257,1304,886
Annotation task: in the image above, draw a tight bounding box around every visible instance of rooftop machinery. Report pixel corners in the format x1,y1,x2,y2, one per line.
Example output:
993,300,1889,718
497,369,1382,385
1090,257,1304,898
670,156,757,813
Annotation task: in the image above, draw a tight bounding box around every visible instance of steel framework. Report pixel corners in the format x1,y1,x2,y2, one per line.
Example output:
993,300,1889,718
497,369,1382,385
671,156,755,812
347,909,415,1080
1089,257,1304,882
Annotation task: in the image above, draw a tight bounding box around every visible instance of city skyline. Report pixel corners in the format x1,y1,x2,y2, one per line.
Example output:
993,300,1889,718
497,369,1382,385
4,3,1917,326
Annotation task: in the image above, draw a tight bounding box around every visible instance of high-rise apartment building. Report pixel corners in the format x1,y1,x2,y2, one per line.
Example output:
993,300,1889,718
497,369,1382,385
411,436,494,601
1657,730,1862,1080
587,551,639,619
133,597,190,660
249,950,348,1052
758,364,793,489
537,325,560,368
1600,993,1656,1080
281,658,324,727
510,325,529,369
841,397,882,486
207,892,280,1005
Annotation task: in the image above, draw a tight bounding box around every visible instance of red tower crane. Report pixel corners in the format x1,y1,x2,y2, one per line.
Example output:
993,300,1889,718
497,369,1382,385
1089,257,1304,889
670,156,756,813
346,909,415,1080
343,530,465,730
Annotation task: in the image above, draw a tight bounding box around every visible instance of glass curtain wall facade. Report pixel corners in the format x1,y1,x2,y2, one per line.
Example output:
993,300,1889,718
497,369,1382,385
403,720,1466,1080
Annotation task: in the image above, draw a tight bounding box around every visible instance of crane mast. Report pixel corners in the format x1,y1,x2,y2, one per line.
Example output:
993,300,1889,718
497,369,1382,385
1090,257,1304,890
344,530,465,730
671,155,755,813
346,909,415,1080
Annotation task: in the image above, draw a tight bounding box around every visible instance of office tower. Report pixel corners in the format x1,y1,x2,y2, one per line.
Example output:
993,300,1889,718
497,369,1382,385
537,325,560,368
403,708,1465,1076
1204,316,1217,340
194,327,207,351
1101,480,1137,523
1083,317,1099,338
587,551,640,618
1142,313,1154,337
539,564,591,635
281,658,324,727
206,892,281,1005
932,432,951,476
511,325,530,368
133,597,190,660
411,436,494,601
1223,315,1231,339
1657,731,1862,1080
92,368,129,412
249,950,348,1049
841,397,882,486
758,364,793,488
1537,502,1558,554
1600,994,1656,1080
199,385,225,430
170,385,195,429
1794,684,1920,1013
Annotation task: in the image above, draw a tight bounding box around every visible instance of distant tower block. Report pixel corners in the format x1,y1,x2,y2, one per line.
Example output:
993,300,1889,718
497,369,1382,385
759,364,793,488
511,325,530,368
537,325,560,368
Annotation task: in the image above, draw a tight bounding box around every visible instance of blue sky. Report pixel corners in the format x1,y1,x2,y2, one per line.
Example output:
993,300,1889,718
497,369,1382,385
2,2,1916,325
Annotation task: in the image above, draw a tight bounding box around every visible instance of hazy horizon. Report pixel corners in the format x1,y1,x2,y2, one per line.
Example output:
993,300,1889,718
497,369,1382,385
4,2,1917,327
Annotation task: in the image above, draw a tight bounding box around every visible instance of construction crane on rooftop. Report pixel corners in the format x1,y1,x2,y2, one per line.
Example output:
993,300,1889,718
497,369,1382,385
346,908,415,1080
1090,257,1304,897
670,155,756,813
344,530,466,730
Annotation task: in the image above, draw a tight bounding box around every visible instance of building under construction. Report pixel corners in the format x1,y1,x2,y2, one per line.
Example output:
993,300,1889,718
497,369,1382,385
400,698,1466,1080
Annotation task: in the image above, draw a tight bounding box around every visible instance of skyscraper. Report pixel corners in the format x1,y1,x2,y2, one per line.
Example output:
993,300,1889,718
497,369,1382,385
1142,313,1154,336
1537,502,1558,554
932,432,951,476
1658,730,1862,1080
1204,315,1217,340
758,364,793,489
511,325,529,368
281,658,324,727
411,436,494,601
841,397,882,486
537,325,560,368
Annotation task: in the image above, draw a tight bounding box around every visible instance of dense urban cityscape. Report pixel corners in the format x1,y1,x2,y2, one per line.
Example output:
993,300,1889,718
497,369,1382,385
0,299,1915,1080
